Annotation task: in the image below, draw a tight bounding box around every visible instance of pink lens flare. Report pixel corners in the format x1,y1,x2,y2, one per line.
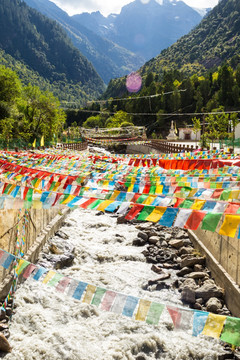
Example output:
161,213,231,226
126,72,142,93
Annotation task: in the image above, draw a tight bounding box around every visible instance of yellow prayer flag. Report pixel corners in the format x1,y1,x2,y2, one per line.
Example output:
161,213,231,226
82,284,96,304
34,178,42,189
146,207,166,222
219,215,240,238
62,194,75,205
188,189,198,197
127,184,134,192
102,181,109,188
52,182,61,192
97,200,113,211
155,185,163,195
143,196,156,205
110,191,120,200
33,200,43,210
202,313,226,339
42,270,56,284
216,183,223,189
32,139,36,148
40,135,44,147
7,185,16,195
229,190,240,200
135,299,151,321
15,259,26,275
191,200,206,210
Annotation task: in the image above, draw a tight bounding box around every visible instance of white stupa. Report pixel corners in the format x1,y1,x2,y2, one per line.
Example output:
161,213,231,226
167,120,178,140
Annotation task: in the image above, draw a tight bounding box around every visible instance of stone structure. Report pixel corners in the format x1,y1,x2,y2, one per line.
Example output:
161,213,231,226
166,121,178,140
178,128,201,141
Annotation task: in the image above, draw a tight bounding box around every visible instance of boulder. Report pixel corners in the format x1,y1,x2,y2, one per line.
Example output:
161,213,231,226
169,239,184,249
161,241,168,247
49,244,63,255
135,223,153,230
178,247,193,256
193,303,202,311
132,238,146,246
0,333,11,353
151,264,163,274
194,264,203,272
180,278,198,291
148,236,160,245
148,273,171,285
55,230,69,239
54,253,75,269
164,233,172,241
146,256,158,264
156,282,170,290
195,281,224,301
181,287,196,304
187,272,208,279
176,267,192,277
148,230,159,237
206,297,222,313
180,256,205,268
117,215,128,224
175,230,189,239
137,231,149,242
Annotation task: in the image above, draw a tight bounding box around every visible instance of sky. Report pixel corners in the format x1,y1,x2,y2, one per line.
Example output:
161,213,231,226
51,0,219,17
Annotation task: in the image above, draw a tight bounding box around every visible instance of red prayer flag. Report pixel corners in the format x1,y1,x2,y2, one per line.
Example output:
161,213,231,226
125,204,144,220
184,210,206,230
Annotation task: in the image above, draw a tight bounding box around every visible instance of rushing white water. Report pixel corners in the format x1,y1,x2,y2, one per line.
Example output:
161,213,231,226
5,209,224,360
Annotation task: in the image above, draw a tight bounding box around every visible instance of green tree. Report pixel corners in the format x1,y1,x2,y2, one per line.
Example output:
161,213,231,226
18,84,66,143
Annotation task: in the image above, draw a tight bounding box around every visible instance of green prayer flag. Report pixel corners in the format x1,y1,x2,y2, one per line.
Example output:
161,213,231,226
210,183,217,189
149,186,156,195
91,287,106,307
60,194,70,204
49,182,56,191
220,189,231,201
88,199,103,209
137,206,155,221
201,212,223,232
26,188,33,201
146,302,165,325
48,273,64,287
3,184,12,194
179,199,194,209
136,194,148,204
220,317,240,347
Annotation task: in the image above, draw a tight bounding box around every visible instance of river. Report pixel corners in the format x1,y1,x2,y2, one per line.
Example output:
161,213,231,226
4,208,225,360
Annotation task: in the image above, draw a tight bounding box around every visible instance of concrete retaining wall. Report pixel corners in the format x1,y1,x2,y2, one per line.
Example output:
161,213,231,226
188,228,240,317
126,144,159,154
0,207,71,298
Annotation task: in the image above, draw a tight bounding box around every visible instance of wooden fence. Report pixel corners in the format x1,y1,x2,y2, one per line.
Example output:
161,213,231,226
150,140,199,154
58,142,88,151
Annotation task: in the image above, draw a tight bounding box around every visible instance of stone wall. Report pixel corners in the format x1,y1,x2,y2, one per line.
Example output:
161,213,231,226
189,224,240,317
0,207,71,297
126,144,159,154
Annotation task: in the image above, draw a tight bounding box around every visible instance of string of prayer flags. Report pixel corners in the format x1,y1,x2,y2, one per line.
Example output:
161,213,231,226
1,248,240,347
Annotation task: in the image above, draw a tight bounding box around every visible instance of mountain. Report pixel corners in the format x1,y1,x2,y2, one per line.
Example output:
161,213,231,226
141,0,240,76
24,0,144,84
0,0,104,102
72,0,203,61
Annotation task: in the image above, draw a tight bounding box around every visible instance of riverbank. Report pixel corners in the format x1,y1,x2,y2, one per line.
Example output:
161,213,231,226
2,208,238,360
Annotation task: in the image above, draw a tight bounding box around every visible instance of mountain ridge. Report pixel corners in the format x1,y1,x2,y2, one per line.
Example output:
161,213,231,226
72,0,203,61
0,0,105,103
24,0,144,84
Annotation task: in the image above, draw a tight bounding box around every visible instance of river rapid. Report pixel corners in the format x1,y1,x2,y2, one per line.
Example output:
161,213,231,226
4,208,225,360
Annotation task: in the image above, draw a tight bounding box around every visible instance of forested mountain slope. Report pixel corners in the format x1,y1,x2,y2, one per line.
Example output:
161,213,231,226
144,0,240,76
0,0,104,102
24,0,144,84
